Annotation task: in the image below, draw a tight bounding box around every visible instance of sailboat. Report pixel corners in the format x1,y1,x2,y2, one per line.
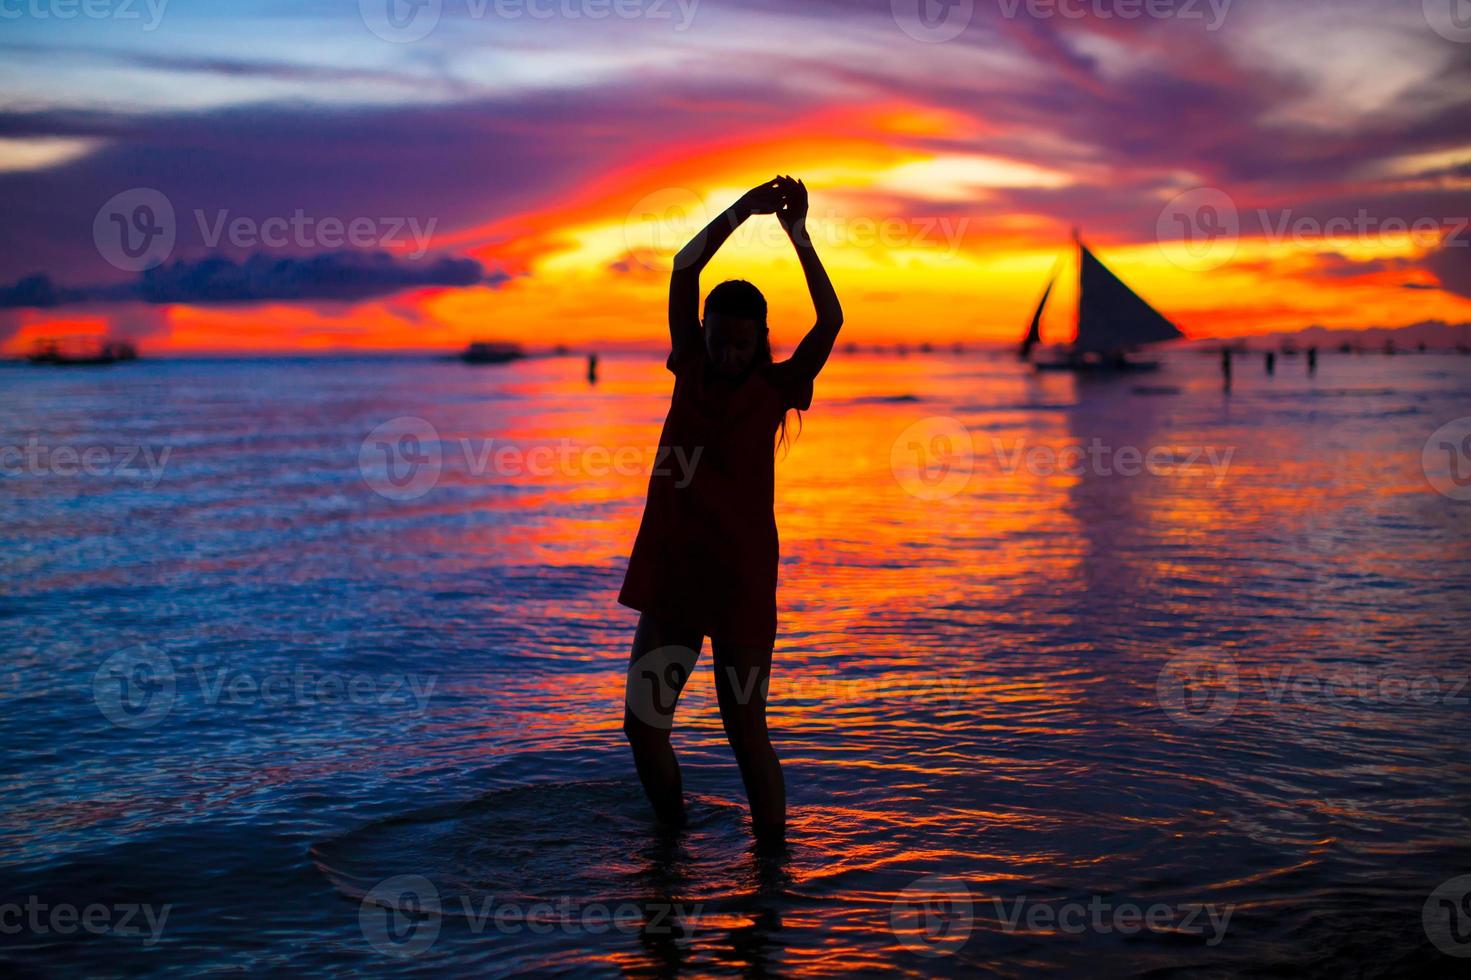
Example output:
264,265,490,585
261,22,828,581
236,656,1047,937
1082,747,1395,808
1021,232,1184,372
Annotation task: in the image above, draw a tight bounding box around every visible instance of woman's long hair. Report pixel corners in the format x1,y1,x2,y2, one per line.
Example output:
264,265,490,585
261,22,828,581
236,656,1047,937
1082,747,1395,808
704,280,802,457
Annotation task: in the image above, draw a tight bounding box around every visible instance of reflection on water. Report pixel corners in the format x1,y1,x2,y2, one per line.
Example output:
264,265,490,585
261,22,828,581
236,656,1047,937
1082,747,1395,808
1,351,1469,976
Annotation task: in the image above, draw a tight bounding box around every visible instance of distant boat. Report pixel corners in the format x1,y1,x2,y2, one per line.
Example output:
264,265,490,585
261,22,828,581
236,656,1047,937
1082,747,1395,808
27,337,138,366
459,341,525,365
1022,232,1184,373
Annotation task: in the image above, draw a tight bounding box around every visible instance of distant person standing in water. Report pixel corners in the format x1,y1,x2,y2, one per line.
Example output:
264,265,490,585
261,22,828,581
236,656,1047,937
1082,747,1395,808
618,176,843,842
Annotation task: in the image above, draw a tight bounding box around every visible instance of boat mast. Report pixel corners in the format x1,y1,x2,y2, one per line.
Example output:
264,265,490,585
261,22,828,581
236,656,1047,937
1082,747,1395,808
1072,227,1082,347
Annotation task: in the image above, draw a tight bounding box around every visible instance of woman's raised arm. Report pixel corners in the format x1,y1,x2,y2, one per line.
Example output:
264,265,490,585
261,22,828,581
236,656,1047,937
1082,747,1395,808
669,178,786,363
776,177,843,380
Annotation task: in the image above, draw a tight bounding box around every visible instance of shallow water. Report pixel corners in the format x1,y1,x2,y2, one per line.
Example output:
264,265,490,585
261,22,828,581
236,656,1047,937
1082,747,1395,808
2,350,1469,976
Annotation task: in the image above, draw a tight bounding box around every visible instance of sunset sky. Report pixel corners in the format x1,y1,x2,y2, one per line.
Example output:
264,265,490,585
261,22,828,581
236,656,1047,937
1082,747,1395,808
1,0,1468,354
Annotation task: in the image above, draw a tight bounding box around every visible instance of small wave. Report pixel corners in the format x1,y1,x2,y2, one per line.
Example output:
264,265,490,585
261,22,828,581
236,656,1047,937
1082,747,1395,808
1259,388,1399,399
312,780,762,909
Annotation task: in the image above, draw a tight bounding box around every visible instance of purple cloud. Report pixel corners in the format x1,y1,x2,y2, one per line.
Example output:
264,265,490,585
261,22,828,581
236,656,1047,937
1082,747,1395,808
1425,239,1471,299
0,251,507,308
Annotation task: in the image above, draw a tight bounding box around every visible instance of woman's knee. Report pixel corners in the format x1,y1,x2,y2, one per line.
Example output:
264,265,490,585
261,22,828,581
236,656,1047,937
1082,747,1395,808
622,708,670,749
720,712,773,759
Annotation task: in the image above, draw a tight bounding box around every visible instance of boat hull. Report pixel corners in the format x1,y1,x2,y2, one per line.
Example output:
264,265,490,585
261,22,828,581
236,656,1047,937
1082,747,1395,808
27,355,123,366
458,341,526,365
1032,357,1161,374
459,352,525,365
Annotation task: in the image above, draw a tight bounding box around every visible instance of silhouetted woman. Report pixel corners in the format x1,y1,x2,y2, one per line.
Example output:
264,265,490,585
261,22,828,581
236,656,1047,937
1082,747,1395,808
618,176,843,842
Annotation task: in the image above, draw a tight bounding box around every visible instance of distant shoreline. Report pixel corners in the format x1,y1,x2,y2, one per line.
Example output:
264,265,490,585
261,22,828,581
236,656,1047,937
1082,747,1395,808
4,318,1468,363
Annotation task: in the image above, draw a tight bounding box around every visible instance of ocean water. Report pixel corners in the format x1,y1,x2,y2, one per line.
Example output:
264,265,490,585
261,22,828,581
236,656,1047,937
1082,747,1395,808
2,350,1469,977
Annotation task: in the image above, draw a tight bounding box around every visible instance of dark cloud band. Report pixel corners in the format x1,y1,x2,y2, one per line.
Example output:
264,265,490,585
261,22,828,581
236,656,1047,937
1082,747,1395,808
0,251,510,309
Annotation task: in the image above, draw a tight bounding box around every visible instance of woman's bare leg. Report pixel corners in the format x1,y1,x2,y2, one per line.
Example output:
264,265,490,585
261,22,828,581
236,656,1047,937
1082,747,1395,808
711,636,784,840
622,612,703,827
